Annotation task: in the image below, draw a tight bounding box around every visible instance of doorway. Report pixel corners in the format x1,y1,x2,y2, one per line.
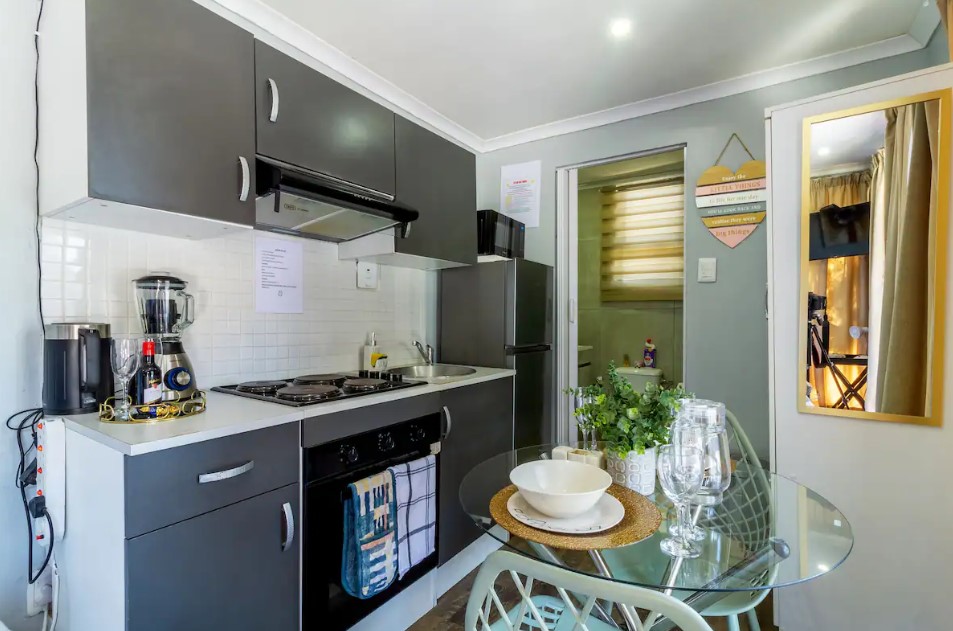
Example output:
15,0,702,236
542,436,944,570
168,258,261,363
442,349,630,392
555,146,687,443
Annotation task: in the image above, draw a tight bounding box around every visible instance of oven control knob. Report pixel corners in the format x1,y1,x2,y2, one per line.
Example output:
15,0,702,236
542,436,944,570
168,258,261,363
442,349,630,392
409,425,426,443
339,444,359,464
378,432,395,452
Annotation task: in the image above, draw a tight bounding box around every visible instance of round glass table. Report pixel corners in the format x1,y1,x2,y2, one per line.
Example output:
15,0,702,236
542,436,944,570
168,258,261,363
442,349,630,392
460,444,853,629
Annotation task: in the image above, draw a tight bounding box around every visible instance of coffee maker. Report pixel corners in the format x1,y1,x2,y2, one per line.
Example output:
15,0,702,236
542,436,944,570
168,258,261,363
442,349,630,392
43,322,114,414
133,273,197,401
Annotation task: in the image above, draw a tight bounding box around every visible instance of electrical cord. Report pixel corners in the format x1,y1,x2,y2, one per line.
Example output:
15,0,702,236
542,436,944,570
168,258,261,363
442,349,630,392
34,0,46,334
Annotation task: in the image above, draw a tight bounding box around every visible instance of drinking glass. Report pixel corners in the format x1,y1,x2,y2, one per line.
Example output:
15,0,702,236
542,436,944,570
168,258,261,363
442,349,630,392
571,390,596,450
657,444,704,558
670,400,733,540
667,419,707,539
111,336,141,421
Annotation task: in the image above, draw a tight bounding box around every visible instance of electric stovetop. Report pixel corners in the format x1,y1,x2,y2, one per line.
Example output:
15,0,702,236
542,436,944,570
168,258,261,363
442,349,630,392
211,371,425,407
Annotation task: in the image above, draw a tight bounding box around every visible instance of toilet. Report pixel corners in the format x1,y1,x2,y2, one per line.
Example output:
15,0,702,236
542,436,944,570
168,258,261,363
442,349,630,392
616,366,662,392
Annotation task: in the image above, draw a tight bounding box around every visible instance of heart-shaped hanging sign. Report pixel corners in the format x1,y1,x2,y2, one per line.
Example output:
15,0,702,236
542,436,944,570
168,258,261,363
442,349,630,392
695,136,767,248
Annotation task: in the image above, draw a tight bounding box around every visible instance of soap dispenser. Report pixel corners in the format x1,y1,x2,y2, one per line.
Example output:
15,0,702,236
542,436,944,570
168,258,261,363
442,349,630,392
362,332,378,371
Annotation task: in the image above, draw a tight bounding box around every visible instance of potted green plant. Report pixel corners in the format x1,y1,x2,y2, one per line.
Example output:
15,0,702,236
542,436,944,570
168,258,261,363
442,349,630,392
571,362,691,494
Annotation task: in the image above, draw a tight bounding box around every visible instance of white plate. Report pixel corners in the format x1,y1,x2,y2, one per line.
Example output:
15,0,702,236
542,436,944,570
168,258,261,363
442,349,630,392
507,491,625,534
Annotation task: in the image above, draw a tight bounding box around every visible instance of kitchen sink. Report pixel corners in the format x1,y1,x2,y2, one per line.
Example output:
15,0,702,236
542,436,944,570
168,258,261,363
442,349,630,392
389,364,476,379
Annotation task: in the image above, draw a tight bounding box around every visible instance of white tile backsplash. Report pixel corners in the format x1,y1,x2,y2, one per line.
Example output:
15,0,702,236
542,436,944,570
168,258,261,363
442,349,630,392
39,219,437,387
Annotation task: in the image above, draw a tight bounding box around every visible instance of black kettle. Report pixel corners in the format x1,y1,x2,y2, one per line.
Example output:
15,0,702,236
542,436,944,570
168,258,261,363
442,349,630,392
43,323,115,415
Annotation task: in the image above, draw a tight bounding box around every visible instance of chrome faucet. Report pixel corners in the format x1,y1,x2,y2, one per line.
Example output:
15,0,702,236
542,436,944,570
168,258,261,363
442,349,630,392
413,340,435,365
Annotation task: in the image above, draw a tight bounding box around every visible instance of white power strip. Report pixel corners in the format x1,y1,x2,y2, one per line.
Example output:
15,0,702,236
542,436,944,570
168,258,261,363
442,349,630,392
36,418,65,541
26,418,66,618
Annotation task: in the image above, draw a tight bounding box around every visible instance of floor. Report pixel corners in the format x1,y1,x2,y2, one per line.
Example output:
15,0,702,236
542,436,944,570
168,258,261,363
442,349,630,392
410,539,777,631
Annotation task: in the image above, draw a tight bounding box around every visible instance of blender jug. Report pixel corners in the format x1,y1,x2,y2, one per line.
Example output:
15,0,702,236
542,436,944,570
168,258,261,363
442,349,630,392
133,273,194,338
133,273,198,400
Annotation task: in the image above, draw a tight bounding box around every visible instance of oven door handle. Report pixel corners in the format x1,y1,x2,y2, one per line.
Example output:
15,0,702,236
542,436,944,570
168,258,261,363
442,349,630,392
441,405,453,440
281,501,295,552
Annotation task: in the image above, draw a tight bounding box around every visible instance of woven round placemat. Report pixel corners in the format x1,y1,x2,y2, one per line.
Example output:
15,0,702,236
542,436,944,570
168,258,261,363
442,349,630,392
489,484,661,551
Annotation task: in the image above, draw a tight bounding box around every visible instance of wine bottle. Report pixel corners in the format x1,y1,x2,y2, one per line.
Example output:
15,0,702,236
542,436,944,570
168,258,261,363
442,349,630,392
132,340,163,405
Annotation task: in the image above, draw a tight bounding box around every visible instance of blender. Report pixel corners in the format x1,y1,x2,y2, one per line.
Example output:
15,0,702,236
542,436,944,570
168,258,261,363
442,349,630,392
133,273,197,401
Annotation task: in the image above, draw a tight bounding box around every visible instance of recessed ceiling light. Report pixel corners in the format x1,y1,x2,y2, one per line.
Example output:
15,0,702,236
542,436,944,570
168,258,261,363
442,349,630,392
817,147,831,156
817,563,830,572
609,18,632,39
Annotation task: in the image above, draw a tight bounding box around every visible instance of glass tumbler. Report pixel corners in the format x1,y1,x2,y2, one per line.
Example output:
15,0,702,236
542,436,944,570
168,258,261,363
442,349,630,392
681,399,732,507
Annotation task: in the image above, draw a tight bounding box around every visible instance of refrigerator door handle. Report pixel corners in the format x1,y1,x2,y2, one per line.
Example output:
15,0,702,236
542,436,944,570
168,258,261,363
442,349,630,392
506,344,552,355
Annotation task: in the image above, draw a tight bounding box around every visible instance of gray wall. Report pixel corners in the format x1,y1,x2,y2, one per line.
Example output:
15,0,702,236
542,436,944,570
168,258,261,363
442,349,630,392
477,33,948,459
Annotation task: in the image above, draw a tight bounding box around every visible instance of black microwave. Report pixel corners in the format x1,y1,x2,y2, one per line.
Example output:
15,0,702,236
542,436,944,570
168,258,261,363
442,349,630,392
477,209,525,258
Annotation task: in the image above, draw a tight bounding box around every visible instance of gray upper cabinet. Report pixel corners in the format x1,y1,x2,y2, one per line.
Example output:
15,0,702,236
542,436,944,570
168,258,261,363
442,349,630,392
126,483,300,631
85,0,256,225
255,42,397,196
394,117,477,264
438,378,514,564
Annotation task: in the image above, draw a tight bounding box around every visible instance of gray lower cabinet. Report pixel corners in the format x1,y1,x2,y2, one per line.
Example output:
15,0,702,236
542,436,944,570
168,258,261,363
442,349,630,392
126,483,300,631
394,117,477,264
85,0,256,225
438,378,514,564
255,42,396,196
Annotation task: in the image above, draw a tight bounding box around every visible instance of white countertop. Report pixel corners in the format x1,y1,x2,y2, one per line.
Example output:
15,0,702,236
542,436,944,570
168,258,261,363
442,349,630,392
62,366,515,456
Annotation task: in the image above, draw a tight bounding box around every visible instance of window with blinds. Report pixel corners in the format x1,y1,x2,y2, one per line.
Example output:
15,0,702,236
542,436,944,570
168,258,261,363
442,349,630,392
600,174,685,302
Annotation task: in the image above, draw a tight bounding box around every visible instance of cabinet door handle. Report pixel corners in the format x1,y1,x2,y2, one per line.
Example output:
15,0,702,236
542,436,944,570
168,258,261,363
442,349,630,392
198,460,254,484
281,501,295,552
442,405,453,440
267,78,280,123
238,156,250,202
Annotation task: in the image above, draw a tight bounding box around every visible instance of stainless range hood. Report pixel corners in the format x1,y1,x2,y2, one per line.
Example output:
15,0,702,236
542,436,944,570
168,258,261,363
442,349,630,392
255,156,418,243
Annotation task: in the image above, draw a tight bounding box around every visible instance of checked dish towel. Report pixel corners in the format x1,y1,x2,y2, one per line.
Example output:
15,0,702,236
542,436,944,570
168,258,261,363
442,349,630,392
341,470,398,599
387,455,437,579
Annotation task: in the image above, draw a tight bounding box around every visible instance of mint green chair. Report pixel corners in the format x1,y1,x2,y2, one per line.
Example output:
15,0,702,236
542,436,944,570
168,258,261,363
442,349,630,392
465,549,714,631
697,410,775,631
598,408,776,630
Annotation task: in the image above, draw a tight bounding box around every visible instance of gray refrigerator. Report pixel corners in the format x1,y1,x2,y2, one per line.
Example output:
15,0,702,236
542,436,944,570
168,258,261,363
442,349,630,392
439,259,554,448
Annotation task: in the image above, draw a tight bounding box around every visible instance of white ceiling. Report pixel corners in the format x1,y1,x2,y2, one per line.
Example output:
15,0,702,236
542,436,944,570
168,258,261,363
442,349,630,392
248,0,937,149
810,111,887,175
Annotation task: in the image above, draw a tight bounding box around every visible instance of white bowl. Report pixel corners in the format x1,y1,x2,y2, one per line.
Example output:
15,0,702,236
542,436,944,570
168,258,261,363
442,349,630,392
509,460,612,519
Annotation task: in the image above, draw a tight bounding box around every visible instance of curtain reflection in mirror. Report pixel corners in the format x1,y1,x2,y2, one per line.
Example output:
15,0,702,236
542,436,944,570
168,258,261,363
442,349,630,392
807,173,870,408
876,101,939,416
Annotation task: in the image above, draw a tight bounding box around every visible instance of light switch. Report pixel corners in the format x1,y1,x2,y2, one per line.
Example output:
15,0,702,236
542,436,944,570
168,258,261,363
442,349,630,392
697,258,717,283
356,261,379,289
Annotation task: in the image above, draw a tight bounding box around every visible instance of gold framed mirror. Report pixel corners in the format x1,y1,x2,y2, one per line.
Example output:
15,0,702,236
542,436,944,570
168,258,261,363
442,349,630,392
798,89,951,426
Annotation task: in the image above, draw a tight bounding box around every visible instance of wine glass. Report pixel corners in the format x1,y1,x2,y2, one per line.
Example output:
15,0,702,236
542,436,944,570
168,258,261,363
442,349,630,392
571,390,595,450
657,444,704,558
668,419,707,541
111,336,141,421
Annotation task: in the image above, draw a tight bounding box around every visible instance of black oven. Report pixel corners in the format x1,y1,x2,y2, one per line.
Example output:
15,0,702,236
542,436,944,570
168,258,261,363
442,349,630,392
478,209,525,258
302,413,442,631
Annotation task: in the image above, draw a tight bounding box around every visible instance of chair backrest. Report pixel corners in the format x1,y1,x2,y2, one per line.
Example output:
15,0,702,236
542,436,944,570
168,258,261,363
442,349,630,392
708,410,778,607
466,550,714,631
